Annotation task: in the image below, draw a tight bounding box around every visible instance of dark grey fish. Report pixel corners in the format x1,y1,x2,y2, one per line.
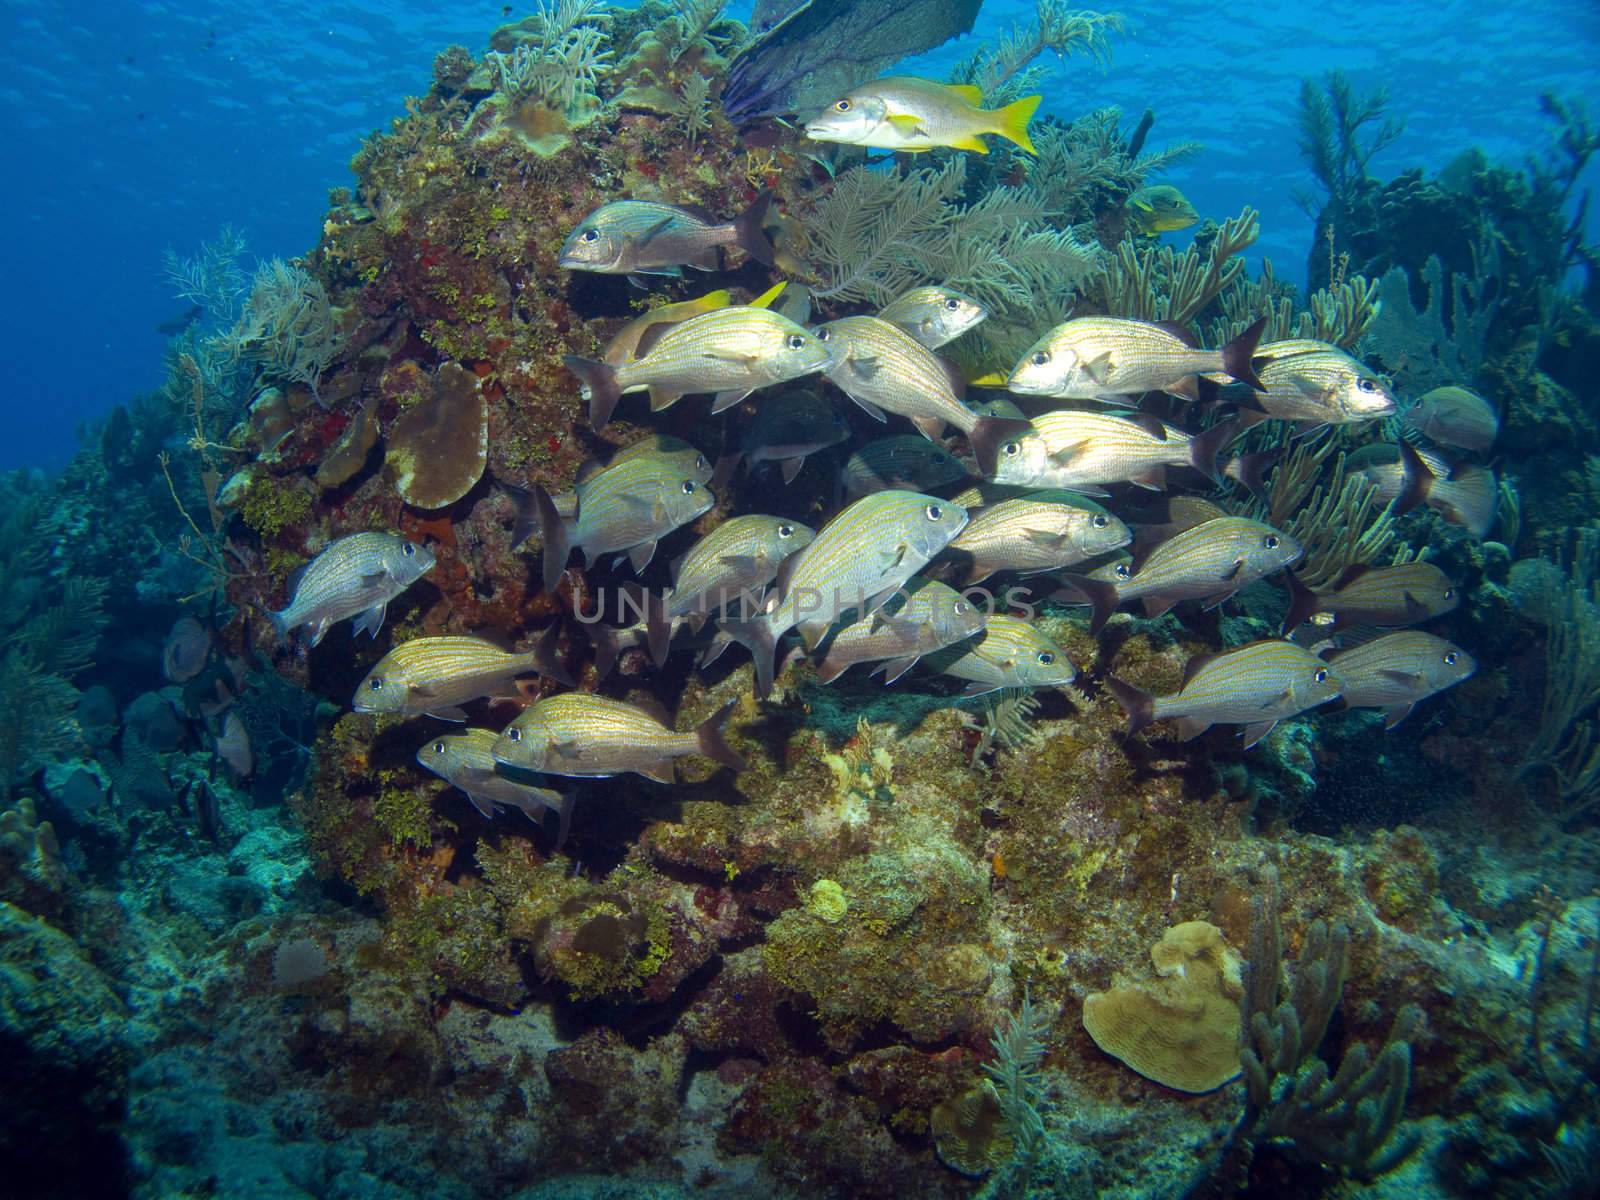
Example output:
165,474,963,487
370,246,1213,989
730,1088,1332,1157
714,389,850,486
811,576,983,683
417,729,572,846
559,193,775,278
840,435,969,500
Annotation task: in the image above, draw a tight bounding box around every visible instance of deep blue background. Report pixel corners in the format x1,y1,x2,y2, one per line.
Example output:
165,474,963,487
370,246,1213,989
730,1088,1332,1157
4,0,1596,472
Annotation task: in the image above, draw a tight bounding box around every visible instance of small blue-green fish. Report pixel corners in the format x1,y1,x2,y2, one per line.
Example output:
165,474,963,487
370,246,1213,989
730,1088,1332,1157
810,577,984,684
840,436,969,500
720,491,969,697
714,389,850,486
815,315,1030,474
1126,184,1199,235
1106,640,1343,749
353,632,568,720
1060,516,1301,634
989,410,1241,494
492,693,745,783
268,532,434,647
516,457,714,594
1403,386,1499,453
1322,631,1475,729
946,498,1131,586
564,305,834,429
920,612,1076,696
417,729,572,843
876,286,989,350
559,192,775,278
1282,562,1459,635
1007,316,1266,403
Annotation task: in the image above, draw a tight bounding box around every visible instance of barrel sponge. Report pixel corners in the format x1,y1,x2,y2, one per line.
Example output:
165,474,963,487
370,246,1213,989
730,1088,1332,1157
386,362,488,509
1081,919,1244,1093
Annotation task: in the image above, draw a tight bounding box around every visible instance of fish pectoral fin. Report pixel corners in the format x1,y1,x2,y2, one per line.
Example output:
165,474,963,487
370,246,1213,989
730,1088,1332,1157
1047,439,1092,465
847,354,881,380
886,114,928,137
848,394,889,422
426,706,470,722
779,456,805,484
1240,720,1277,749
1174,716,1210,741
1379,668,1425,687
703,349,761,365
717,554,762,573
360,570,389,585
1261,687,1293,710
308,617,334,648
549,739,584,761
961,681,999,696
910,415,946,441
1221,558,1245,582
1022,528,1068,548
636,215,676,246
1082,352,1113,385
628,539,660,573
350,601,389,639
462,790,499,819
1401,590,1429,620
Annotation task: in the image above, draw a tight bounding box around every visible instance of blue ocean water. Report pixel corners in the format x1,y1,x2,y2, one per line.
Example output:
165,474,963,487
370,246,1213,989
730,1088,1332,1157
2,0,1595,471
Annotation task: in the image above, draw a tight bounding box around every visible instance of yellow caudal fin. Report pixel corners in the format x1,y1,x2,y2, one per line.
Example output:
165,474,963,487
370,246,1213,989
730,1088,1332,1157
993,94,1042,155
969,371,1009,386
692,288,733,310
748,281,787,309
945,83,984,104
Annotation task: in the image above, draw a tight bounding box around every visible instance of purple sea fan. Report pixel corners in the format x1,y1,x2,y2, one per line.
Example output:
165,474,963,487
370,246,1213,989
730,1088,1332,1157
162,615,212,683
215,711,253,780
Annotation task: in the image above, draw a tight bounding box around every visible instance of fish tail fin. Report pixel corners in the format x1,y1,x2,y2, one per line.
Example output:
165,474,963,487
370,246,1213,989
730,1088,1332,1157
719,616,778,699
695,700,748,772
1060,571,1119,636
526,484,571,594
710,452,742,490
1190,417,1242,485
533,621,574,687
1281,570,1322,636
266,606,291,643
968,416,1033,477
589,623,621,679
645,589,672,667
1103,675,1155,737
1231,447,1280,499
993,94,1042,155
732,189,777,268
563,354,623,430
1396,441,1434,516
1220,317,1267,391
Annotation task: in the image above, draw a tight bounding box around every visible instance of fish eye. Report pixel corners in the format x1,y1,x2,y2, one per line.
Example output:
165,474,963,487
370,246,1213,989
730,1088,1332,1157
777,523,794,538
507,727,522,742
1115,564,1130,579
1092,514,1109,528
433,741,446,754
1003,442,1020,456
944,297,961,311
580,228,599,243
1314,668,1329,683
925,504,943,520
814,327,830,342
402,543,416,556
933,453,948,464
1038,652,1054,665
954,601,970,614
788,334,807,350
1444,651,1458,665
835,99,851,112
368,677,383,691
1031,350,1050,366
1358,377,1377,391
682,480,696,494
1444,587,1456,600
1265,534,1280,549
695,454,709,471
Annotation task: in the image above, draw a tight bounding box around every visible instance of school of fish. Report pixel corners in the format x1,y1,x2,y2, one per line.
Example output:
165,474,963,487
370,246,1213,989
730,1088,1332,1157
264,74,1490,837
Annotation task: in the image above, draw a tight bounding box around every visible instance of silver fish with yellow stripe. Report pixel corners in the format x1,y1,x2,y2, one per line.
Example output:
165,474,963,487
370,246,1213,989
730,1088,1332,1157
417,729,572,842
548,436,713,523
1242,341,1396,430
517,455,714,593
1321,630,1475,729
604,290,732,366
876,285,989,349
803,76,1040,155
353,632,569,720
1283,561,1459,635
564,305,833,429
920,612,1076,696
1007,316,1266,403
810,576,983,684
946,498,1130,586
719,490,969,697
840,436,969,500
1060,517,1302,634
1106,639,1342,749
492,693,745,783
989,410,1241,494
814,315,1030,474
268,532,434,647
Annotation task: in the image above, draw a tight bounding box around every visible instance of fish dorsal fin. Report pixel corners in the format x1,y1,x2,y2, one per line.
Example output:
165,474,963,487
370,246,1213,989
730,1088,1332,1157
576,458,606,485
1127,539,1160,575
468,627,516,653
936,353,967,399
1181,650,1221,689
670,203,717,225
630,693,675,729
1130,414,1169,442
1151,320,1199,348
1331,563,1371,592
945,83,984,104
748,281,787,310
634,320,673,361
